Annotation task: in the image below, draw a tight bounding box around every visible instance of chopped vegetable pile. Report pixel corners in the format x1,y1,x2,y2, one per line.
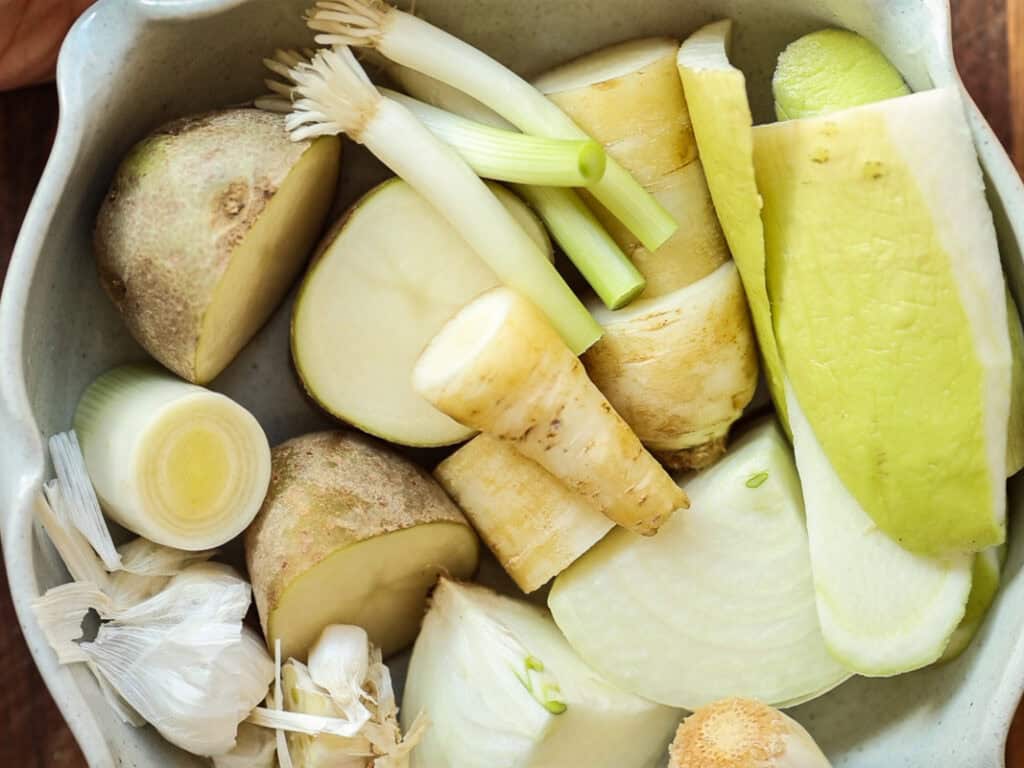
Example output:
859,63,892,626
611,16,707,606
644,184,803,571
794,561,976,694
27,5,1023,767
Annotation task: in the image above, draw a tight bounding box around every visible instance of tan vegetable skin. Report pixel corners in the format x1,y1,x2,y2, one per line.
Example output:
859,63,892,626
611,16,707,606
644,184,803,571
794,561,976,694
95,108,341,383
245,431,479,660
414,287,688,536
435,434,614,592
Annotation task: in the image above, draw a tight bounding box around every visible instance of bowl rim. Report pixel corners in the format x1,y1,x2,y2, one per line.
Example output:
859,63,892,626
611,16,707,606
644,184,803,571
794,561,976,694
2,0,1024,765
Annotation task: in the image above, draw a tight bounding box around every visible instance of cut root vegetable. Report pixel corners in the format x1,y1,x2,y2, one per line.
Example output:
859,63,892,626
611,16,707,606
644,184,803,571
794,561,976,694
536,37,729,296
266,46,601,354
787,388,973,675
74,364,271,550
292,178,550,447
939,545,1005,663
307,0,677,252
244,431,479,660
668,698,832,768
378,59,645,310
772,28,909,120
676,19,789,429
582,261,759,470
549,419,850,709
435,434,614,593
413,287,687,535
401,580,680,768
755,88,1011,555
95,108,340,384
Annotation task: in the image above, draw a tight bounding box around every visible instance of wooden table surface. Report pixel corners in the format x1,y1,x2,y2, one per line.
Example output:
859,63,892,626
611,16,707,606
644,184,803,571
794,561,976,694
1,3,1023,766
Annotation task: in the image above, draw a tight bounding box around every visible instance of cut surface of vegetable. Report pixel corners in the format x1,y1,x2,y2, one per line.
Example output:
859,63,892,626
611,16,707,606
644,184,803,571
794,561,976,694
772,28,909,121
549,418,850,709
270,46,600,354
307,0,677,252
381,88,606,187
583,261,759,470
413,287,687,535
1007,289,1024,475
536,36,729,297
755,88,1011,555
401,580,680,768
668,698,832,768
939,546,1004,663
95,108,340,384
435,434,614,593
293,178,550,447
244,431,479,660
74,364,271,550
676,19,789,428
787,388,972,675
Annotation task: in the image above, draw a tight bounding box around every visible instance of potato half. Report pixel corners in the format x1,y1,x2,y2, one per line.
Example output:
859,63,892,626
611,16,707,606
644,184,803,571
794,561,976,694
244,431,479,660
95,108,341,383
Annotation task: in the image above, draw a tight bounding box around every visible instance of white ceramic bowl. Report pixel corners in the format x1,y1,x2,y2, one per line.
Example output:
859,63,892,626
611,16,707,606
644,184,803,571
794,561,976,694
2,0,1023,765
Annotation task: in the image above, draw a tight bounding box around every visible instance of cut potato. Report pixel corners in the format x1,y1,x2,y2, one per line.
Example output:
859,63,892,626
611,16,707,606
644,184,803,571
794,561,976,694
787,388,973,675
536,37,729,296
293,178,550,447
583,261,758,470
435,434,613,593
414,287,688,536
755,88,1011,555
676,20,790,430
549,419,850,709
401,580,680,768
95,108,341,384
244,431,479,659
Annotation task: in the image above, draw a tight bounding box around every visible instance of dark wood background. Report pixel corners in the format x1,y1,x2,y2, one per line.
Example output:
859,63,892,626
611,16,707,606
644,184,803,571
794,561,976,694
1,2,1023,765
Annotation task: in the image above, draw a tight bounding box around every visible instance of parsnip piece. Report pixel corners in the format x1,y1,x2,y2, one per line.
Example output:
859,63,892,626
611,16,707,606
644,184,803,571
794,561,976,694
668,698,832,768
535,37,729,296
676,19,789,429
74,364,271,550
583,262,758,470
435,435,614,592
401,580,680,768
549,419,850,709
413,287,687,535
755,88,1011,555
244,431,479,659
95,108,340,384
293,178,551,447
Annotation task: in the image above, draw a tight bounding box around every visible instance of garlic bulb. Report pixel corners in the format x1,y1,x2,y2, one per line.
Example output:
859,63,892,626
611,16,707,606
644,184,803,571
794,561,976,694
107,536,217,606
248,624,425,767
32,563,274,756
668,698,831,768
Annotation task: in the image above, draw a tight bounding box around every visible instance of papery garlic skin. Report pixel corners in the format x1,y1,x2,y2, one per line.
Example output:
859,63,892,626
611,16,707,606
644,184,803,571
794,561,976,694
212,723,277,768
32,563,274,757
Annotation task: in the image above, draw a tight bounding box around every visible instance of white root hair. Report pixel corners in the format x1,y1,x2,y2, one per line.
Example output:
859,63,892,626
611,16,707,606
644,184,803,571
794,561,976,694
306,0,389,48
258,46,381,142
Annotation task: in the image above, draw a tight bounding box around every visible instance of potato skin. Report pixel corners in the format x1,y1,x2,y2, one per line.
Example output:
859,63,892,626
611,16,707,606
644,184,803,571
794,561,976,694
244,431,475,643
94,108,321,382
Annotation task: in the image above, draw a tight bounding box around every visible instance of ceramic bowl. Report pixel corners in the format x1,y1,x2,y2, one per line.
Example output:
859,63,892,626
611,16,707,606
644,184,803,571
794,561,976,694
2,0,1023,765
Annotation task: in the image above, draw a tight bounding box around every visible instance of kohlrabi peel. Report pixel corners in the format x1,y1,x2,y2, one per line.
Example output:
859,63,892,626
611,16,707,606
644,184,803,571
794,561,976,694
401,580,679,768
676,19,789,430
548,419,851,709
787,388,973,674
754,87,1011,556
772,29,909,121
